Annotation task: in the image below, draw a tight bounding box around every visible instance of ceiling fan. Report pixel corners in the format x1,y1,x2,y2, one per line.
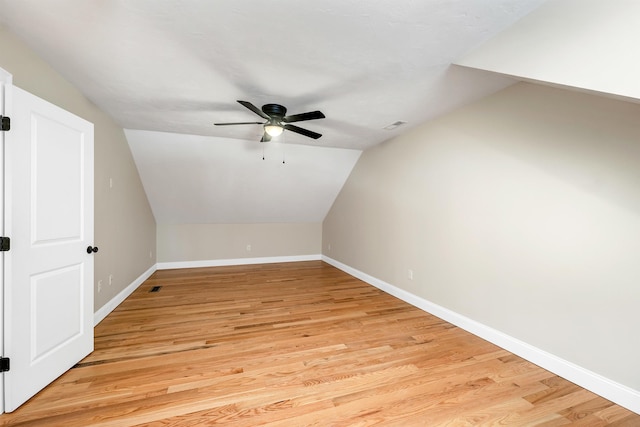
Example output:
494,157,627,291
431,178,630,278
215,100,325,142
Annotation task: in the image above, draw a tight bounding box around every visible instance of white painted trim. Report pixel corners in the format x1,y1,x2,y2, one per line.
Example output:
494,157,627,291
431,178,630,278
322,255,640,415
0,66,13,416
157,254,322,270
93,264,157,326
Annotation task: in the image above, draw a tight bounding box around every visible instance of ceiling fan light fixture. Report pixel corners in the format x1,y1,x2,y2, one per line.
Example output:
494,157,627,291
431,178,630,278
215,101,324,141
264,123,284,137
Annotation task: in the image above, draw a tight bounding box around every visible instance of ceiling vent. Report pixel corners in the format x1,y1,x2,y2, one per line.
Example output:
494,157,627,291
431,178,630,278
383,121,407,130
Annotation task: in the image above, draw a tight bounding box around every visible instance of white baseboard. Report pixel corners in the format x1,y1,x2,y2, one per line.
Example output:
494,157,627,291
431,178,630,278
322,255,640,415
93,263,157,326
157,254,322,270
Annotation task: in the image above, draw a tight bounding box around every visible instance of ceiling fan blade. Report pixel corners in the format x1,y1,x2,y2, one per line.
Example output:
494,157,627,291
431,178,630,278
237,100,270,120
214,121,264,126
260,132,272,143
284,124,322,139
282,110,325,123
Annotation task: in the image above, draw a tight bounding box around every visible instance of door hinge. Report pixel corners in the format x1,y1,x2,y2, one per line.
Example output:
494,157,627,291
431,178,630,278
1,115,9,131
0,237,9,251
0,358,9,372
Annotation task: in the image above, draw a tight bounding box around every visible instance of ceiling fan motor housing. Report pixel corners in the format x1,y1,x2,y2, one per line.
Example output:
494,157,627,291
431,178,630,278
262,104,287,117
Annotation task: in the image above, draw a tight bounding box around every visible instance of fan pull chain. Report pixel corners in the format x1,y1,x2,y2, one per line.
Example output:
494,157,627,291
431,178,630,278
262,144,265,160
282,144,286,164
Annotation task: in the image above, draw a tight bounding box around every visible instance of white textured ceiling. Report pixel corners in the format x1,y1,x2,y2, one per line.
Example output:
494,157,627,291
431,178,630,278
0,0,547,224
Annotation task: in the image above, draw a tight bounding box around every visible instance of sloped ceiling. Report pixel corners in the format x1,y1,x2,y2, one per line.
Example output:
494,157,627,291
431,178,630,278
125,130,361,223
457,0,640,103
0,0,549,224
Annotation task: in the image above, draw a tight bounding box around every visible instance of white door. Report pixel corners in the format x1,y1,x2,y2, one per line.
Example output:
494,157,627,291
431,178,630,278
3,86,94,412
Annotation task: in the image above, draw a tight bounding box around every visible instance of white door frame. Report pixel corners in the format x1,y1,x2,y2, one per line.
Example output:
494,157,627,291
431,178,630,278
0,65,14,415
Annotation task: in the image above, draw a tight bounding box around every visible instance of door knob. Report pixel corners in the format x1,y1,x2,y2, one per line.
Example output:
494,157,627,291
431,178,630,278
86,246,99,254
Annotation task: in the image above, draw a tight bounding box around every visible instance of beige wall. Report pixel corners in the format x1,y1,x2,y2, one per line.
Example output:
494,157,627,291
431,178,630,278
323,82,640,390
0,27,157,311
157,223,321,263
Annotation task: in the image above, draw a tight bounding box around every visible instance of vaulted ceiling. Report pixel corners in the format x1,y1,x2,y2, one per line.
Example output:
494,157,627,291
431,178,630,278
11,0,628,224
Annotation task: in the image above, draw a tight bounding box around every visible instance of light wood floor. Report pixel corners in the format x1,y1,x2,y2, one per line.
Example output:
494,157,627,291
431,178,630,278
1,261,638,426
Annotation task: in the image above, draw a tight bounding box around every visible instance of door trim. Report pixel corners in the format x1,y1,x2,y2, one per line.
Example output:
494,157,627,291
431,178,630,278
0,65,14,415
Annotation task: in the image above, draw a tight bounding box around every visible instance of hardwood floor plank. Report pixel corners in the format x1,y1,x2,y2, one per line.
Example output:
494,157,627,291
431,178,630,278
1,261,637,426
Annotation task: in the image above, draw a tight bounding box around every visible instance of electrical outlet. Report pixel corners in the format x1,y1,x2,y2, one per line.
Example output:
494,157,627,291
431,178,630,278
246,244,251,252
109,274,113,286
328,243,331,251
408,269,413,280
149,250,153,259
98,280,103,293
